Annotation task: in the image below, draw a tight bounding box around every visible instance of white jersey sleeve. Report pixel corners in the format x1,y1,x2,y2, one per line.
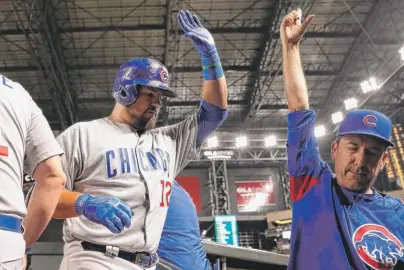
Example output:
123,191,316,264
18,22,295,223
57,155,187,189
158,113,199,176
56,124,83,190
24,98,64,176
0,75,63,216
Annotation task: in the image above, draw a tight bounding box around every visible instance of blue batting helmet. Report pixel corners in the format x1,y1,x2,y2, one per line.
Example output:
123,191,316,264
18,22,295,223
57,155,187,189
112,58,176,105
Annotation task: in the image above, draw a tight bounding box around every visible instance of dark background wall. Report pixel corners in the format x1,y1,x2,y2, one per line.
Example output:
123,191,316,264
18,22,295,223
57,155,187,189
177,168,212,217
178,166,286,218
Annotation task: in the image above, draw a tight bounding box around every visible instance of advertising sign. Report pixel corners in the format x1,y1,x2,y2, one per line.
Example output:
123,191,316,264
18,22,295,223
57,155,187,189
235,179,275,212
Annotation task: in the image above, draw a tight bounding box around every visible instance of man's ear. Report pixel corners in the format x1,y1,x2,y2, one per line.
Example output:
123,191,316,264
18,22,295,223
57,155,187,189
331,140,339,161
379,151,389,171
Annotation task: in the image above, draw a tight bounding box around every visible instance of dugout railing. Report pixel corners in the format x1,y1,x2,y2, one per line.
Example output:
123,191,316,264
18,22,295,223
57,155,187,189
203,240,289,270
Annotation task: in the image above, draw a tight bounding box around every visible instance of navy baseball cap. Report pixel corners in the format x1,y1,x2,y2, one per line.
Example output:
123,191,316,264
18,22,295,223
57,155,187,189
337,110,394,147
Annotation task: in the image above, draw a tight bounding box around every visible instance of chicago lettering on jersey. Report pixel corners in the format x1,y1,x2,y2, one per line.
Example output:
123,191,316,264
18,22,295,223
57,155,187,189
105,147,170,178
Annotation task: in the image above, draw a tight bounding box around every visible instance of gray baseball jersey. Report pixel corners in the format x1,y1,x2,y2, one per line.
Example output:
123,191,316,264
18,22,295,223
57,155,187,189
57,114,199,254
0,75,63,217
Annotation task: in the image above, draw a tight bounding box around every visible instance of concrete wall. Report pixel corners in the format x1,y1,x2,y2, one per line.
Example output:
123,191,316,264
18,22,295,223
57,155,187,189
29,255,62,270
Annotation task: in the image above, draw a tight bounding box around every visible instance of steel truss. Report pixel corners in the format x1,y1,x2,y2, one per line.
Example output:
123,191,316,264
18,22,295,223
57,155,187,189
320,0,402,123
11,0,77,130
209,160,231,215
279,166,291,209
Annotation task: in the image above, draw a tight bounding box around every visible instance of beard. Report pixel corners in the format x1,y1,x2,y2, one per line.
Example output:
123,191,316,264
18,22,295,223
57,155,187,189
132,108,159,131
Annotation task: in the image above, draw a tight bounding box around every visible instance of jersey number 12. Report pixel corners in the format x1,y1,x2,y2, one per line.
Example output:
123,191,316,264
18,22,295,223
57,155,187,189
160,180,172,207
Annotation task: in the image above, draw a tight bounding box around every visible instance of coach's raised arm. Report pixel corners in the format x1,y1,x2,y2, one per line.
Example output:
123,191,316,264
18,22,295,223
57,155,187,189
281,8,404,270
281,8,314,112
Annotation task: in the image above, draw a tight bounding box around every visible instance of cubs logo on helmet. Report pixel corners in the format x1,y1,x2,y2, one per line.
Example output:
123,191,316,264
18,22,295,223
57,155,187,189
160,70,169,83
363,115,377,127
352,224,404,270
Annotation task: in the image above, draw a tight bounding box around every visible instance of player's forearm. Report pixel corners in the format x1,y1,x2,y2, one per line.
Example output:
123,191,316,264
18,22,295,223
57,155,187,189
200,48,227,108
52,189,82,219
282,44,309,111
23,175,65,248
201,77,227,109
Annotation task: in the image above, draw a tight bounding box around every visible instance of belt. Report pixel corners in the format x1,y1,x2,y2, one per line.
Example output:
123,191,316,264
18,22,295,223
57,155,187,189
81,241,159,269
0,214,22,233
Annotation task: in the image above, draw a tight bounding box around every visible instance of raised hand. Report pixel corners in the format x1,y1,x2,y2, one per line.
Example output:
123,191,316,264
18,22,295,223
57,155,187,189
280,8,314,46
178,10,215,54
75,193,133,234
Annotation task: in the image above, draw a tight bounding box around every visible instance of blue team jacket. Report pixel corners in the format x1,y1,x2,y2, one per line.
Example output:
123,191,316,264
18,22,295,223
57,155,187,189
157,181,211,270
287,110,404,270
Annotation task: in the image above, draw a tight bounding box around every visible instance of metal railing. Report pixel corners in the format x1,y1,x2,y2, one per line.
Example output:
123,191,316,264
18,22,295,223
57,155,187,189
203,240,289,266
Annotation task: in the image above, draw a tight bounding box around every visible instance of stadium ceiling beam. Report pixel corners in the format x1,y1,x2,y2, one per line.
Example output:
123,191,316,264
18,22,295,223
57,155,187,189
243,0,282,123
0,64,337,76
1,25,358,38
241,0,290,125
360,65,404,110
158,0,172,126
10,0,78,130
318,0,383,123
158,0,182,127
388,89,404,118
329,64,404,134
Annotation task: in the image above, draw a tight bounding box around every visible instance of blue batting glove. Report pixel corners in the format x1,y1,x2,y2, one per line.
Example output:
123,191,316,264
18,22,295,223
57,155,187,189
178,10,224,81
75,193,133,234
178,10,215,55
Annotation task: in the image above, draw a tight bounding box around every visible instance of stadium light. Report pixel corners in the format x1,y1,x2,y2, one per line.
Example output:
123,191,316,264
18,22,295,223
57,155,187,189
400,45,404,61
264,135,277,147
314,125,326,137
360,77,378,93
207,136,218,148
331,111,343,124
344,98,358,110
235,136,248,148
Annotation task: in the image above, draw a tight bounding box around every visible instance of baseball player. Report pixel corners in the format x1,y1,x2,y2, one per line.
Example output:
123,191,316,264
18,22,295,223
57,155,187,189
47,10,227,270
156,181,211,270
281,8,404,269
0,75,66,269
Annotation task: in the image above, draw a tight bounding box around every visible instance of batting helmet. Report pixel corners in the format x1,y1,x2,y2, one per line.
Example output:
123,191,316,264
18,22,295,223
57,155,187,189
112,58,176,105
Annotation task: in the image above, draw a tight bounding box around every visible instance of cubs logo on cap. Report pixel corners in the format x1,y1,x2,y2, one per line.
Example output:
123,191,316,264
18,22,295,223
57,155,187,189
160,70,169,83
352,224,403,269
363,115,377,127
